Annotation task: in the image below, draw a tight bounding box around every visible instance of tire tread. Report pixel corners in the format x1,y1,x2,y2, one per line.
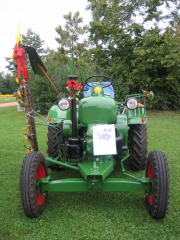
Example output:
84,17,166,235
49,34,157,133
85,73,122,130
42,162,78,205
20,151,48,218
129,124,148,170
146,150,170,219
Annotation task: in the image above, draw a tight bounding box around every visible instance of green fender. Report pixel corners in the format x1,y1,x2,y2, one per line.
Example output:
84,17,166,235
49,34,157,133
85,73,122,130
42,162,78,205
125,107,147,125
47,105,72,137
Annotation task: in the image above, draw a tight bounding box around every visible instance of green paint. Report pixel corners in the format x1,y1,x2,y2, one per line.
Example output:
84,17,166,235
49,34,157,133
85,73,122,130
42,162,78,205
47,105,72,123
78,156,115,180
79,96,117,125
39,176,152,193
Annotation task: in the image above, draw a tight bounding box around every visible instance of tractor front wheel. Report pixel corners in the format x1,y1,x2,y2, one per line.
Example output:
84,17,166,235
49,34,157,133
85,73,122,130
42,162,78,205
20,151,48,218
146,150,170,219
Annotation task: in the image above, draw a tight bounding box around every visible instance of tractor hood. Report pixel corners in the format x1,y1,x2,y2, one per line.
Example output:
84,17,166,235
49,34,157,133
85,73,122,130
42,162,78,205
79,85,117,125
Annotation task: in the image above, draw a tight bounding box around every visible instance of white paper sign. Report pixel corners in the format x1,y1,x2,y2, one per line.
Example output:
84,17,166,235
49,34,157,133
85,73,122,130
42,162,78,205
93,124,116,155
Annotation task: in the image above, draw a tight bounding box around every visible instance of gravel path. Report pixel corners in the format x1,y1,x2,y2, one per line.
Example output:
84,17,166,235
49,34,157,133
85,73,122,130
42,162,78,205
0,102,18,107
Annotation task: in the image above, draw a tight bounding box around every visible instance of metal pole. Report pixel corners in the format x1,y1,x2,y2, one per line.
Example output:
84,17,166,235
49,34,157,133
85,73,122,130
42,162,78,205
24,80,39,151
71,98,77,138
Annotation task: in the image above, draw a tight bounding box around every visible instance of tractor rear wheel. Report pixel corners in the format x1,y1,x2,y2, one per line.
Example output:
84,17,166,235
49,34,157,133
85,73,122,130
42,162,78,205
47,124,65,170
20,151,48,218
146,150,170,219
128,124,148,170
47,124,61,158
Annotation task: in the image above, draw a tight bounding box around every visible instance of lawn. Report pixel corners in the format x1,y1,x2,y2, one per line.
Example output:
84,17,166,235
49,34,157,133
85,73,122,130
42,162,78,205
0,107,180,240
0,97,16,103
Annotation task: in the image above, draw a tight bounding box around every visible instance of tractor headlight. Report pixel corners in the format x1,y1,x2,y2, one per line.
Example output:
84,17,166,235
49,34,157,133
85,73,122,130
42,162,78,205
126,97,138,110
58,98,70,110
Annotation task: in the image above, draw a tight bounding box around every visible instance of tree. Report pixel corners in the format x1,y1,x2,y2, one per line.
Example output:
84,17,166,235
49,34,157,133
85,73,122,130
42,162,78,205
0,72,7,94
54,11,97,89
87,0,180,108
55,12,89,62
0,72,16,94
130,27,180,109
22,28,45,54
86,0,147,73
87,0,180,65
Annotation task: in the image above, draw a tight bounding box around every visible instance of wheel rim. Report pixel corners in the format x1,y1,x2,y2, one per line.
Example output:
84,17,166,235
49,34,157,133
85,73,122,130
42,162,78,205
36,163,46,205
147,163,154,206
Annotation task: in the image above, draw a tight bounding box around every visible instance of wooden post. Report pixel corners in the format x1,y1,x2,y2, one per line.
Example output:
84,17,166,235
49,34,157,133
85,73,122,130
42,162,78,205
24,80,38,151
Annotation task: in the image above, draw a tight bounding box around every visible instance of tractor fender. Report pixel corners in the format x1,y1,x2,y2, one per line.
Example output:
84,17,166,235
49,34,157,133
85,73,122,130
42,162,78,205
125,107,147,125
47,105,71,123
47,105,72,137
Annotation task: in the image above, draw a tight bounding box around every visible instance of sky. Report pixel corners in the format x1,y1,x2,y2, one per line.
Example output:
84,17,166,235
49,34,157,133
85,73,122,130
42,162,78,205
0,0,92,73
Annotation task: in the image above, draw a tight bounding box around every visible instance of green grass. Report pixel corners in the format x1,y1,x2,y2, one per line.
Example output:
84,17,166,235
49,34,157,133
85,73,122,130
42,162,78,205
0,97,16,103
0,107,180,240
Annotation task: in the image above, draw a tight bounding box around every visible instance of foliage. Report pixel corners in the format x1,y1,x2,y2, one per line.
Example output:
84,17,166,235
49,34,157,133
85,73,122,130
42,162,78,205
130,27,180,109
28,60,69,113
22,28,46,54
0,72,17,94
113,75,129,102
55,12,89,61
87,0,180,109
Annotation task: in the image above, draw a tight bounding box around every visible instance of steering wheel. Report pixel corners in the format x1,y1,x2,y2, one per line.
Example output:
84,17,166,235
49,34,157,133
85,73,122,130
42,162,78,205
85,75,113,88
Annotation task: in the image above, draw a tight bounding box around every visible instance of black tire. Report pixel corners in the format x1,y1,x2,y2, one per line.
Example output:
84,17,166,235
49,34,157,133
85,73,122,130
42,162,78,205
47,124,61,158
146,150,170,219
128,124,148,170
47,124,65,170
20,151,48,218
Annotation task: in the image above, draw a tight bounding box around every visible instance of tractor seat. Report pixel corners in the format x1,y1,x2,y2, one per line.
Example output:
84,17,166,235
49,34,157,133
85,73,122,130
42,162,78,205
83,82,115,98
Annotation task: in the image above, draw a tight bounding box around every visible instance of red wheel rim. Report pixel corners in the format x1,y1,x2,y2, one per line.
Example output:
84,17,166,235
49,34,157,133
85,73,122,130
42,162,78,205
147,163,154,206
36,163,46,205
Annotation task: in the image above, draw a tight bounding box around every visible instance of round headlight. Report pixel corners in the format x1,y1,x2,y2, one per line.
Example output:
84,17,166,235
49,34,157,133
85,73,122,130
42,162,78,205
58,98,70,110
126,97,138,110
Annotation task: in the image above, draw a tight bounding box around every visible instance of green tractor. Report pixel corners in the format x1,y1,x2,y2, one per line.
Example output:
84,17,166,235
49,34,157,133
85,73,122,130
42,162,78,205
20,74,170,219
